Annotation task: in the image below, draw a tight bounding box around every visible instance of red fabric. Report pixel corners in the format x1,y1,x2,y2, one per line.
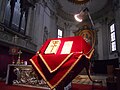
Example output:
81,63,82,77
30,36,94,89
40,36,91,54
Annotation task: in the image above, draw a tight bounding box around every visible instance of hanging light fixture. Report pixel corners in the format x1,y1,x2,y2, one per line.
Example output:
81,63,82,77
68,0,90,5
74,8,88,22
74,14,83,22
74,7,95,28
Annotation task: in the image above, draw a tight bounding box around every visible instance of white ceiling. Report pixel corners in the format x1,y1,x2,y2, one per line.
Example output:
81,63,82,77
58,0,108,15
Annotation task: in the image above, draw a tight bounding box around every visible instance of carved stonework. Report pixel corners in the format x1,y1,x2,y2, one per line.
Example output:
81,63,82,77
56,8,74,22
0,30,13,42
13,65,49,88
0,25,4,31
113,0,120,10
6,64,49,89
0,30,37,52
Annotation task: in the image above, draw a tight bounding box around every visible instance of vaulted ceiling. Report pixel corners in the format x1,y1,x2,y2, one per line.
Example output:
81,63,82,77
57,0,108,15
56,0,112,31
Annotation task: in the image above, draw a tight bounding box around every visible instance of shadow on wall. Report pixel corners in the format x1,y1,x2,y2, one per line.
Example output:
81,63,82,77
93,58,119,74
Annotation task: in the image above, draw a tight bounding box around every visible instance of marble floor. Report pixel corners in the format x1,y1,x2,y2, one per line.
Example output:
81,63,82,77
72,74,107,86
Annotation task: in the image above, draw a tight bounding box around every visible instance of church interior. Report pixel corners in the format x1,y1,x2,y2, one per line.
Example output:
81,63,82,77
0,0,120,90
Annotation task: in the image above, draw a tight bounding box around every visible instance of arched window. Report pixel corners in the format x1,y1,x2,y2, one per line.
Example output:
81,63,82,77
4,0,20,27
4,0,32,34
58,29,63,38
110,23,117,52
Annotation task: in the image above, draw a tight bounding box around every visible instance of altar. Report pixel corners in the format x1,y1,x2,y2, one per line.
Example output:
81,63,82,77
6,64,50,89
30,36,94,90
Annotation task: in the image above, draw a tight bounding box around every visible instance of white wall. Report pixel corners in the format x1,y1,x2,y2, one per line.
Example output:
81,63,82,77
96,23,104,60
28,2,58,51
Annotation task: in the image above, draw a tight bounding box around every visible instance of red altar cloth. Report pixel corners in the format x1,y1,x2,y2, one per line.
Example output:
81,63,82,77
30,36,94,89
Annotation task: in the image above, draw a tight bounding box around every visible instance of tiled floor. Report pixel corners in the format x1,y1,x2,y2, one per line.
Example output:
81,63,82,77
72,74,107,86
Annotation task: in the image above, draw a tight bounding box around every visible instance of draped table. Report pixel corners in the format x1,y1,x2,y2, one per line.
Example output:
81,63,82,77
30,36,94,89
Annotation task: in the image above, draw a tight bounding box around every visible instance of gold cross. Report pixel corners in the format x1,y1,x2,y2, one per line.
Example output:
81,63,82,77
16,50,22,64
18,50,22,59
50,41,59,53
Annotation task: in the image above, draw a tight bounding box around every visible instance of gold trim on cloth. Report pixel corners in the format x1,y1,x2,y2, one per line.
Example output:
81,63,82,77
84,48,94,59
38,52,73,73
30,48,94,89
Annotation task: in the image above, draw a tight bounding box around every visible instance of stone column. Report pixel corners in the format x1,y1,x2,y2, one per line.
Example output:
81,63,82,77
19,0,34,34
25,7,33,36
64,23,72,37
114,0,120,67
9,0,17,27
31,3,45,50
0,0,8,23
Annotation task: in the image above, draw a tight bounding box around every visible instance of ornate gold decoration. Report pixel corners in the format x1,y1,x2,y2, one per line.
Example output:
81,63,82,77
9,47,19,55
74,25,96,55
45,40,61,54
16,50,22,64
68,0,90,4
9,47,19,64
13,65,49,88
74,29,95,46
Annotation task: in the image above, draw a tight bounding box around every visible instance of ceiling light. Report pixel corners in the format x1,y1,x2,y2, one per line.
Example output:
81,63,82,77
74,14,83,22
74,8,88,22
74,7,95,28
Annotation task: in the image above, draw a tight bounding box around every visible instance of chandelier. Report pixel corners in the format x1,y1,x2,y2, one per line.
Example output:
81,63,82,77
68,0,90,4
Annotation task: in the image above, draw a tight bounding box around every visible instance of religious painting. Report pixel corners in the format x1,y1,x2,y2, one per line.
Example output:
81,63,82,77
74,29,96,47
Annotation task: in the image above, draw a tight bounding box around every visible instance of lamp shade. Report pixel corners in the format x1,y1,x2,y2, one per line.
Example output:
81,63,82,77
74,7,95,29
74,14,83,22
74,9,86,22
